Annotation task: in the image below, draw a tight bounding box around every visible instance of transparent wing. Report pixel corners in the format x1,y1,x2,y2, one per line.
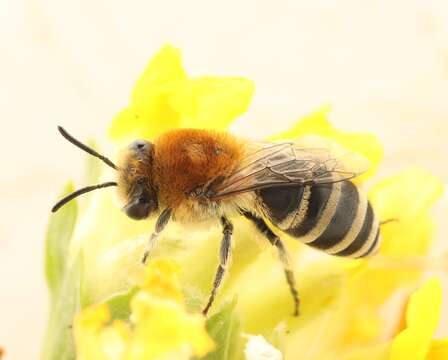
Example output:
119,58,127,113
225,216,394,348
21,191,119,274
209,137,370,200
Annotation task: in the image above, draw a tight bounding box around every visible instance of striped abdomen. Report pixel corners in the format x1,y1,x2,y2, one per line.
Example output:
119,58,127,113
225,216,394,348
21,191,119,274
256,181,379,258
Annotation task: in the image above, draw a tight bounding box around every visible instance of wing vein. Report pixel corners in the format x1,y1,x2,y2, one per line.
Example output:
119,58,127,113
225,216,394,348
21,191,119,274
208,139,369,200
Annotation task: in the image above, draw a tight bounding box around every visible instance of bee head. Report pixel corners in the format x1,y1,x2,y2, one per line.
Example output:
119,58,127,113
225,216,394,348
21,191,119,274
52,127,158,218
117,140,159,220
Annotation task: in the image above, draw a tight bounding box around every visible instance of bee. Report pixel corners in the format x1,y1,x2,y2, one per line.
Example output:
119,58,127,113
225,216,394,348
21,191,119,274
53,126,379,316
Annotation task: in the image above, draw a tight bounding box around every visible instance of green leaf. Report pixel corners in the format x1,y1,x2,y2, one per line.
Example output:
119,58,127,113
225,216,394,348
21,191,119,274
41,252,83,360
106,287,138,321
45,182,78,295
42,183,83,360
201,298,243,360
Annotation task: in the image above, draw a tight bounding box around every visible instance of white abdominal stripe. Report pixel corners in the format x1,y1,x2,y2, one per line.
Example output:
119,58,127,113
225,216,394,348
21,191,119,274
257,180,380,258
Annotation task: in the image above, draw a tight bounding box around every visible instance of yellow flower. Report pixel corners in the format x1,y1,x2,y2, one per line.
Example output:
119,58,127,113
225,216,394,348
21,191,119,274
109,44,254,145
74,260,214,360
44,45,446,360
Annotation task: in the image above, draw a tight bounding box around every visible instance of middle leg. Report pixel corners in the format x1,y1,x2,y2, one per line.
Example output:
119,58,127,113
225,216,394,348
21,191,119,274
202,216,233,315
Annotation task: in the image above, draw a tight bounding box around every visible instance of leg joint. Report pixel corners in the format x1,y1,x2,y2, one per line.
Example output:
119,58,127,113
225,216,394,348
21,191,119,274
221,216,233,234
223,228,233,236
269,235,280,246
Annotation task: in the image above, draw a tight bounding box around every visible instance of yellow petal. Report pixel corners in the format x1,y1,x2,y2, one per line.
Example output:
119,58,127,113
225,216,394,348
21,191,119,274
369,168,444,256
138,259,183,304
75,303,110,333
341,343,390,360
74,304,112,360
109,45,254,146
98,321,131,360
132,44,186,101
270,105,333,139
406,279,441,335
75,315,131,360
168,76,254,130
270,106,383,182
109,44,186,143
427,339,448,360
369,168,444,222
129,293,214,359
390,278,442,360
109,103,180,146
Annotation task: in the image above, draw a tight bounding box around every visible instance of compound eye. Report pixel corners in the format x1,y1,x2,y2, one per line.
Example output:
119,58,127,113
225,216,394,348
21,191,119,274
129,140,151,155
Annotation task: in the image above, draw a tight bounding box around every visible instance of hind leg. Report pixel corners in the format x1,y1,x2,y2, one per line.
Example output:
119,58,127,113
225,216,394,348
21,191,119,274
242,210,300,316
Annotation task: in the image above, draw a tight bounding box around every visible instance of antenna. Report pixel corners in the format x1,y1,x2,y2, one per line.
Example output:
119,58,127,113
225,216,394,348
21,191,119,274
52,182,117,212
58,126,117,170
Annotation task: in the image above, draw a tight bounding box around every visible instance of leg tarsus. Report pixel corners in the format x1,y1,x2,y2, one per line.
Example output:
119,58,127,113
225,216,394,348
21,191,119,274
276,239,300,316
202,265,225,315
141,208,172,264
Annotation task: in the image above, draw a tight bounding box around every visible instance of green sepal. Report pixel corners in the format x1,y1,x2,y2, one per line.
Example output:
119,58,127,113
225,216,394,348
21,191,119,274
200,298,243,360
106,287,138,321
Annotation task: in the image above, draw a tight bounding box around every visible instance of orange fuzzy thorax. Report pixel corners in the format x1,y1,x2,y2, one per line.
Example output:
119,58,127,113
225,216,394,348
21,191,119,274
152,129,244,210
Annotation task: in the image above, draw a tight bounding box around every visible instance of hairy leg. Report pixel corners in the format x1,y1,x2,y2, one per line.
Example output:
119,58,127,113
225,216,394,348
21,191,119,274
141,208,172,264
202,216,233,315
242,210,300,316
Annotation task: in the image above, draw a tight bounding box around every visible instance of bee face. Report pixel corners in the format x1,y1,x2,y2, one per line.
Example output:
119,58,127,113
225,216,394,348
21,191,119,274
118,140,158,220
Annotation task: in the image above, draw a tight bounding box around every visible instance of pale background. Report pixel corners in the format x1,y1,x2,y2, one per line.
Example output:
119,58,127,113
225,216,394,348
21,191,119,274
1,0,448,359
